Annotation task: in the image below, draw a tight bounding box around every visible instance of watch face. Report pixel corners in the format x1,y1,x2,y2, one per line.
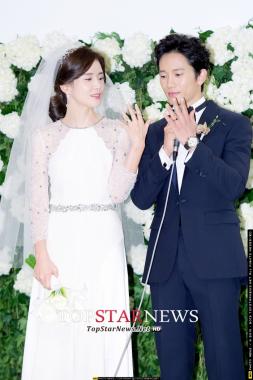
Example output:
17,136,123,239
188,137,198,148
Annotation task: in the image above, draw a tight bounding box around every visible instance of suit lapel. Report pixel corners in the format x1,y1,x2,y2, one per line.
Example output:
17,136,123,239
180,100,221,193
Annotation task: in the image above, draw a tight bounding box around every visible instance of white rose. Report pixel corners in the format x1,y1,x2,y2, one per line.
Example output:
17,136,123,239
147,75,167,102
127,244,147,275
238,202,253,231
0,246,12,276
0,112,20,139
205,78,219,101
206,27,235,66
13,265,33,296
93,37,123,72
240,229,248,256
0,45,6,61
5,35,41,71
0,45,11,68
231,56,253,92
139,277,150,295
216,81,251,113
143,218,152,241
246,159,253,190
0,209,6,234
122,32,152,68
0,65,18,102
230,27,253,59
142,207,155,241
0,157,3,172
144,103,164,122
124,199,145,224
41,31,76,58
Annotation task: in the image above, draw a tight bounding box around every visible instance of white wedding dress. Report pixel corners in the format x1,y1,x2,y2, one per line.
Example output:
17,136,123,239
21,117,135,380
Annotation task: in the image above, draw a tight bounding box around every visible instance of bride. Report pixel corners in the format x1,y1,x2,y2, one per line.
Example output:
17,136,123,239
0,43,149,380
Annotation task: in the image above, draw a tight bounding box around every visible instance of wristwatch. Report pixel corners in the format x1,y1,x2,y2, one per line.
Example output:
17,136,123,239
184,136,199,150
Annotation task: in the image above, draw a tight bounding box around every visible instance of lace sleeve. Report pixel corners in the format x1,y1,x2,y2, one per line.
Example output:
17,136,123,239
108,121,137,203
29,128,49,244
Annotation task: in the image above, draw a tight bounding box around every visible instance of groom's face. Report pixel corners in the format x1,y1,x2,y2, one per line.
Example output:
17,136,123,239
159,52,207,106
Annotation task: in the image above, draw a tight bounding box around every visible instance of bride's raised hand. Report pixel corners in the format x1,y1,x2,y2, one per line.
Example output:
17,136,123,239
122,104,150,152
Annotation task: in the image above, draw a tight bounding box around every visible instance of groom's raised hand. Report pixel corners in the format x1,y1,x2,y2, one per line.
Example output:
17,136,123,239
164,98,197,145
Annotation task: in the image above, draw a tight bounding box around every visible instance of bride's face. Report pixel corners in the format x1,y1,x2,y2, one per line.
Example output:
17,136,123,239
64,60,105,108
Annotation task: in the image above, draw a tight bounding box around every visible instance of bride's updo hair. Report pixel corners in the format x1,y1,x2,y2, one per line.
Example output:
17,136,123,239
49,46,106,121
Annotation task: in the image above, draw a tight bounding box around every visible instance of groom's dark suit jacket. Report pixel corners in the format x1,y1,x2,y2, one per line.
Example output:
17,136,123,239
131,100,252,284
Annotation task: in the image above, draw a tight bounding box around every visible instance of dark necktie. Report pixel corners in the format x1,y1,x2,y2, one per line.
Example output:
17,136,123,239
172,162,179,193
188,100,207,117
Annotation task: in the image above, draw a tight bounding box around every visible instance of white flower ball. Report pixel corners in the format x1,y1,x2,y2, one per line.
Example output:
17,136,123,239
216,81,251,113
5,35,41,71
124,199,146,224
93,37,123,72
0,45,6,60
0,45,10,68
0,157,3,172
238,202,253,231
122,32,152,68
41,31,76,58
0,65,18,102
230,27,253,59
14,265,34,296
0,112,20,138
147,74,167,102
144,103,164,122
139,277,150,294
143,217,153,241
0,246,12,276
240,229,248,256
205,78,219,101
0,209,6,234
246,159,253,190
127,244,147,275
206,27,236,66
231,56,253,92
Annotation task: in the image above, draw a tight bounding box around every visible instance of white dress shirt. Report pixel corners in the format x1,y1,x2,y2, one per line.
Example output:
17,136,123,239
159,96,206,193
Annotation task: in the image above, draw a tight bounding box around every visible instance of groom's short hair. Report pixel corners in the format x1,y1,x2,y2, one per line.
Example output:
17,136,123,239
155,33,211,76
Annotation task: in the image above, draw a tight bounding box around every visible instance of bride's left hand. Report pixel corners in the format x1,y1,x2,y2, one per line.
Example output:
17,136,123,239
122,104,150,152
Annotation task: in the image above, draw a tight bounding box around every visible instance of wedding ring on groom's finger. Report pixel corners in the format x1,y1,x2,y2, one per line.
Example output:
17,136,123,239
169,114,177,121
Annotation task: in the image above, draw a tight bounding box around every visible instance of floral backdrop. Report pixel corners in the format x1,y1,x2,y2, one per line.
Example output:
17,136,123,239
0,24,252,379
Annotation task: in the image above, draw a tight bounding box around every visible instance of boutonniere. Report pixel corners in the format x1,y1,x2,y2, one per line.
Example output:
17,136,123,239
196,115,220,137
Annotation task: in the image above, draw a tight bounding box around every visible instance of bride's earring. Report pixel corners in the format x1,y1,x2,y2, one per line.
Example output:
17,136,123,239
66,93,70,108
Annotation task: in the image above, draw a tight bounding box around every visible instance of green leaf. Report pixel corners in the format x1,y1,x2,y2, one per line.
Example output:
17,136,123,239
25,254,36,269
60,287,67,298
198,30,213,42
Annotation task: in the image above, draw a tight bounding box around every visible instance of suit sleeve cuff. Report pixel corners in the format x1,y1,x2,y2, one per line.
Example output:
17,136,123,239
184,146,197,163
159,146,173,170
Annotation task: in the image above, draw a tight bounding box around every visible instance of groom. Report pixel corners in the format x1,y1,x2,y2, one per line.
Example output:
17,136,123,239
131,34,252,380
